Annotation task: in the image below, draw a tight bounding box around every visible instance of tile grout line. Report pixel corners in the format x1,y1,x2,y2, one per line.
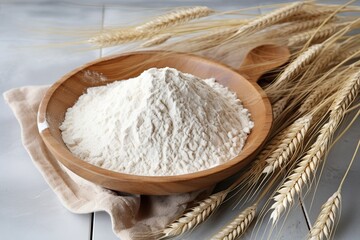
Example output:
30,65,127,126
299,196,312,230
90,213,95,240
99,4,105,58
92,5,105,240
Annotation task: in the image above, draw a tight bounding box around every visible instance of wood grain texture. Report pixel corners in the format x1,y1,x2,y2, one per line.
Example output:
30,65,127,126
37,48,287,195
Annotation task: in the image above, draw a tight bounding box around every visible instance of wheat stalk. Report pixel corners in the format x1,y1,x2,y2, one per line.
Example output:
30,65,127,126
211,203,257,240
160,190,229,239
136,6,214,31
270,70,360,223
308,191,341,240
234,2,308,37
263,115,313,175
288,22,348,47
141,34,172,47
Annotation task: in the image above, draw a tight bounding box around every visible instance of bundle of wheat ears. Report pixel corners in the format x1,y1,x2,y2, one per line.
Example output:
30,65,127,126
80,1,360,239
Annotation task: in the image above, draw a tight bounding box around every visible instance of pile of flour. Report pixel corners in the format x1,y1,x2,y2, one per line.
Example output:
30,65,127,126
60,67,254,176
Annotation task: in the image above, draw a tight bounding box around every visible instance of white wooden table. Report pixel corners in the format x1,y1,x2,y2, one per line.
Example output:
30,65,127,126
0,1,359,239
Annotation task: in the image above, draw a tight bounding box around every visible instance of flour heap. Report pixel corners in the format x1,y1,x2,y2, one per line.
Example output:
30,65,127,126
60,67,254,176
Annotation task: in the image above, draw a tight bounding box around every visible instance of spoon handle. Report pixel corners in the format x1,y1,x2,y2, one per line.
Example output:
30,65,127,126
237,44,290,82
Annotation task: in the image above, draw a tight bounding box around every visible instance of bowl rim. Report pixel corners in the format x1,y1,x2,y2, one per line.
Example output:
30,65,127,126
37,50,273,184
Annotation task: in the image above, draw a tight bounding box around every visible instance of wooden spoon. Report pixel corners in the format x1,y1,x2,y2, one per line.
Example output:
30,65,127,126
38,45,289,195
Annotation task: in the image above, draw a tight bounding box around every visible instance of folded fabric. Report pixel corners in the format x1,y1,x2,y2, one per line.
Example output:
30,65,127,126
3,86,211,240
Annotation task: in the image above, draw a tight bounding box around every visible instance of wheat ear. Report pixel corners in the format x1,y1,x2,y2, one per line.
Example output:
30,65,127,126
141,34,172,47
160,190,229,239
301,44,340,81
242,130,288,186
88,29,153,47
234,2,308,37
284,9,338,22
308,191,341,240
136,6,214,31
263,115,312,175
329,70,360,114
267,44,323,100
270,71,360,223
299,75,342,114
211,203,257,240
272,97,289,120
273,16,336,37
288,22,348,47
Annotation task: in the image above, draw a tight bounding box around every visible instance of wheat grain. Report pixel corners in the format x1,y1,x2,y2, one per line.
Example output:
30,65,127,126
136,6,214,31
299,76,341,114
284,10,337,22
302,44,340,80
88,29,153,47
243,131,288,186
288,23,348,47
273,16,336,37
272,97,289,120
211,204,257,240
308,191,341,240
141,34,172,47
263,115,312,175
337,47,360,62
329,70,360,114
234,2,308,37
160,190,229,239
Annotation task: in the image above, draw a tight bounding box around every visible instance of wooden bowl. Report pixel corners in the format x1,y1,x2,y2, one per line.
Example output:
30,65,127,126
38,47,289,195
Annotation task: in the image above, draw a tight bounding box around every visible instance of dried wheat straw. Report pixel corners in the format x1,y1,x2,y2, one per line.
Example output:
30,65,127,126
160,190,229,239
211,204,257,240
141,34,172,47
136,6,214,31
198,27,239,42
288,23,348,47
263,115,312,175
308,191,341,240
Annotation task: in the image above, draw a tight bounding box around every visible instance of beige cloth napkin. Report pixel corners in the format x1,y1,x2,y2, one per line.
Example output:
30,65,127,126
3,86,212,240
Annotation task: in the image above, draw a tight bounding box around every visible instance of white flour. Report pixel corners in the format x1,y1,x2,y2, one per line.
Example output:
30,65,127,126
60,67,254,176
